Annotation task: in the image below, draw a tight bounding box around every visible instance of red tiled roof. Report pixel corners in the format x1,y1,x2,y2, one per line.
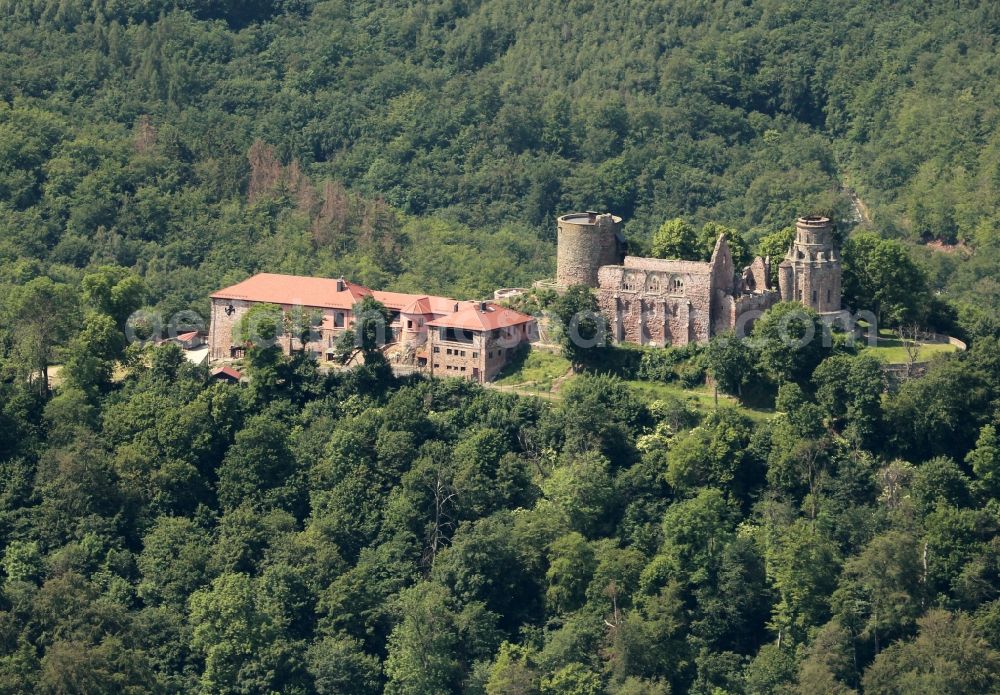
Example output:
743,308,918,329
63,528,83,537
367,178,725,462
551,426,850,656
176,331,199,341
211,365,242,380
400,296,432,314
397,295,461,315
211,273,370,309
369,290,417,310
210,274,462,315
426,302,535,331
372,291,459,314
426,296,462,314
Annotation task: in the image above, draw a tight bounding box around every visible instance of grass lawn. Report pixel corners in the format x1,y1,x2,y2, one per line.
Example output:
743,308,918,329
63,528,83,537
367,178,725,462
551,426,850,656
495,349,571,391
624,379,775,423
494,347,774,421
860,328,958,364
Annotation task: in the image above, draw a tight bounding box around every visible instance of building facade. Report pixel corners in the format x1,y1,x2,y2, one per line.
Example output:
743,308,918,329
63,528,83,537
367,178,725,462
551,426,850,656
555,212,842,347
207,273,536,382
427,302,538,382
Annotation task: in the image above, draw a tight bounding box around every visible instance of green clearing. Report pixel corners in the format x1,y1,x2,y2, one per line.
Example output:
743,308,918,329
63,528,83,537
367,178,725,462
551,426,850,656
495,348,774,420
860,328,959,364
495,349,571,391
625,380,775,423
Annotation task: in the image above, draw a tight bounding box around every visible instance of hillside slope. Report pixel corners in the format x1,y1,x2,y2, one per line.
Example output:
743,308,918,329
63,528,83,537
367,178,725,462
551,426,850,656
2,0,1000,313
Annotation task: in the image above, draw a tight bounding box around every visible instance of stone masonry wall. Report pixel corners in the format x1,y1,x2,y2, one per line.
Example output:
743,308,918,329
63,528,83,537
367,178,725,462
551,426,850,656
779,216,843,314
597,259,715,346
209,299,349,360
593,236,784,348
556,214,623,288
428,324,532,382
731,290,781,337
745,256,770,293
208,298,250,360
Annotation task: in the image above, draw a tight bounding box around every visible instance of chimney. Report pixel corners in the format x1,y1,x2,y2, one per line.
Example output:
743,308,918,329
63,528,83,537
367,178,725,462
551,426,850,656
587,210,597,223
453,302,459,312
479,301,488,312
335,278,345,292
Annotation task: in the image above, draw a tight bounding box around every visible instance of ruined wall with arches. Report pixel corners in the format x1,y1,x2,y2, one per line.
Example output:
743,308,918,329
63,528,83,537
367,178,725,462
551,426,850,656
596,241,741,346
556,211,839,349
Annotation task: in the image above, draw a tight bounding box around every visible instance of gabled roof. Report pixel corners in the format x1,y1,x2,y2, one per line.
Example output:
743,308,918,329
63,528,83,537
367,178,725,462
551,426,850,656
176,331,199,342
427,302,535,332
210,273,370,310
400,296,433,315
372,291,459,314
369,290,421,311
211,365,242,381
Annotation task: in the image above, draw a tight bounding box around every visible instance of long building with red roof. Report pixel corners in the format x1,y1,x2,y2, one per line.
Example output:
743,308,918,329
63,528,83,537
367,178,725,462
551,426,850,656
207,273,537,382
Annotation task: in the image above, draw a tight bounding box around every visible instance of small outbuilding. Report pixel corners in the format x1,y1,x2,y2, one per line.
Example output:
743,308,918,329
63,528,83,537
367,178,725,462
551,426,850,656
210,365,243,384
174,331,204,349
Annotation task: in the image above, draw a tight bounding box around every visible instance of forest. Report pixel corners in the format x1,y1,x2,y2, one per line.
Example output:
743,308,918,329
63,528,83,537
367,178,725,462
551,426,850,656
3,0,1000,319
2,289,1000,693
2,0,1000,693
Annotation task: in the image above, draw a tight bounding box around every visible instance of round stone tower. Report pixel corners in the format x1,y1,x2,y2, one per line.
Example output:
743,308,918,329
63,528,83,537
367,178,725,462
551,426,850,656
777,215,842,314
556,211,625,289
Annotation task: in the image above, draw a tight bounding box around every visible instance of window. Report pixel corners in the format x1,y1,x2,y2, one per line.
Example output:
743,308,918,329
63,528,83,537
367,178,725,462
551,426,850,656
334,312,345,328
812,290,817,304
460,350,466,357
827,289,831,303
446,348,452,355
796,289,802,300
434,363,439,369
460,366,466,372
407,320,413,329
472,352,478,358
433,346,440,353
671,277,684,293
488,351,493,359
440,327,474,344
648,276,660,292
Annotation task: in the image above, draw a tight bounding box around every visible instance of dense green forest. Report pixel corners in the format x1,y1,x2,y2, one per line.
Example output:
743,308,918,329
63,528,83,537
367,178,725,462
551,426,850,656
3,0,1000,693
2,300,1000,693
3,0,1000,316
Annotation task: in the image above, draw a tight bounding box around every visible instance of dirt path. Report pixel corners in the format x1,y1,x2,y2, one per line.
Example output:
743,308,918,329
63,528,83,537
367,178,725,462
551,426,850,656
485,381,562,401
549,367,575,393
486,366,576,401
847,188,871,226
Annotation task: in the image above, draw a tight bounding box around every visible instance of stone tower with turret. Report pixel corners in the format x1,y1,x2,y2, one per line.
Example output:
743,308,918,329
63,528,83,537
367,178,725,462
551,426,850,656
777,215,842,314
555,212,626,289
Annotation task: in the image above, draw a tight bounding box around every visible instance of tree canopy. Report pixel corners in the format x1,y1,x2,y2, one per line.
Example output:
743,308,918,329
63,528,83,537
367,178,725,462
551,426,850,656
1,1,1000,692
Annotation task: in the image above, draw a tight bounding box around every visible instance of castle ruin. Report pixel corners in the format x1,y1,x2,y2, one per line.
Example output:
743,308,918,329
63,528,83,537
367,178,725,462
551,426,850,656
554,212,843,347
